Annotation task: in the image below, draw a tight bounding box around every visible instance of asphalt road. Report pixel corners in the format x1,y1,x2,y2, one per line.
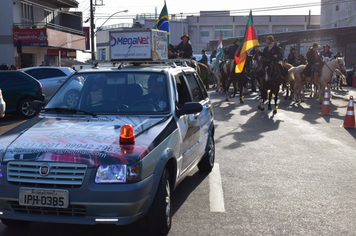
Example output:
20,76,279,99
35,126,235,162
1,88,356,236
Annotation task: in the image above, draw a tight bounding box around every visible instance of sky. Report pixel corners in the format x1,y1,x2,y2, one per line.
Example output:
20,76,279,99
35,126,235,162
75,0,322,28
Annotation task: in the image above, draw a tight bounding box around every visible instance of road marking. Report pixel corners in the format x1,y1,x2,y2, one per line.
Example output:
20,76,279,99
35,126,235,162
209,163,225,212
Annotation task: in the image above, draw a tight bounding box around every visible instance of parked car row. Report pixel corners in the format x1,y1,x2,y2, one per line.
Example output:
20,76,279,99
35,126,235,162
0,67,78,119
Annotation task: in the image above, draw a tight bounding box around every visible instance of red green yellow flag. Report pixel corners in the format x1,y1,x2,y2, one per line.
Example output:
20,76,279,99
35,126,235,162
234,10,259,73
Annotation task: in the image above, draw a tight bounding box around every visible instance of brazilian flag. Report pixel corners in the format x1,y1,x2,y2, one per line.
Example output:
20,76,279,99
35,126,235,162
153,1,170,44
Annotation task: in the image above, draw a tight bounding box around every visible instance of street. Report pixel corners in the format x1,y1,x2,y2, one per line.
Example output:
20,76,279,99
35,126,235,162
1,88,356,235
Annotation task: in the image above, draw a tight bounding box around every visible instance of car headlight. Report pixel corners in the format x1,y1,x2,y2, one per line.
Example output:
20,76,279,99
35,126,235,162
95,162,142,183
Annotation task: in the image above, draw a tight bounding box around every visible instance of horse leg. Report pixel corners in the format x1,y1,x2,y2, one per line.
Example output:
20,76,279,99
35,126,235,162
225,79,231,101
273,92,278,114
268,90,272,110
239,81,244,103
230,79,237,98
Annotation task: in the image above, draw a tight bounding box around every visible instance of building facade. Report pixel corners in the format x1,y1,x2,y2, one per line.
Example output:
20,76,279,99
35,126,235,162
0,0,86,68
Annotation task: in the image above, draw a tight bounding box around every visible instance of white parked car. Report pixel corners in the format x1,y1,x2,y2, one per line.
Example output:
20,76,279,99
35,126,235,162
20,67,75,101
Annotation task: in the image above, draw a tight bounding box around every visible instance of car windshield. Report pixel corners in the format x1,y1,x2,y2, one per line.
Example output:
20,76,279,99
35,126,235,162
45,71,170,115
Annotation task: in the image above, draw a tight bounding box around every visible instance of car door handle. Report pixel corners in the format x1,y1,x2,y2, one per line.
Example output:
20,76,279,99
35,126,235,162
194,113,200,119
58,80,65,83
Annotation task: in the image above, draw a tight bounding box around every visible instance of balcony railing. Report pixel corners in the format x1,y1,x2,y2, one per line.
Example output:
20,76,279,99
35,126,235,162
13,22,84,36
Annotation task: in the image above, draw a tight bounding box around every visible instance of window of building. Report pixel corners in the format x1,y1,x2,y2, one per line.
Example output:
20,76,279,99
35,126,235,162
99,49,106,60
336,5,339,11
215,25,233,38
21,3,33,26
238,30,245,37
201,31,210,37
256,29,265,35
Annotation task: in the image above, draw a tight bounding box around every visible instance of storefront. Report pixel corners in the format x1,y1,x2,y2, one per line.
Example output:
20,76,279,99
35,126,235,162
13,27,86,68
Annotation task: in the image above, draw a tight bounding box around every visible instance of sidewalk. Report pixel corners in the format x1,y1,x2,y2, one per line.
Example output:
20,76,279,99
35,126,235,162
330,85,356,101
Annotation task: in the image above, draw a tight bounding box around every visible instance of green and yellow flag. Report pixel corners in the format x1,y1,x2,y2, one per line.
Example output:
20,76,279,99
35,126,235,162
153,1,170,44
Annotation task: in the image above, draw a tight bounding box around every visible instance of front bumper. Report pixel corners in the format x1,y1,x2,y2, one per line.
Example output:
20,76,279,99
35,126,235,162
0,166,154,225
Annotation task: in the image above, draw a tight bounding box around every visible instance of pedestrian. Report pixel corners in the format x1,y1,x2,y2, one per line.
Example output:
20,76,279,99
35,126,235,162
320,43,333,60
40,61,46,66
174,35,193,59
10,65,17,70
198,50,208,66
210,50,217,64
0,63,9,70
287,47,297,65
72,66,77,71
334,51,343,59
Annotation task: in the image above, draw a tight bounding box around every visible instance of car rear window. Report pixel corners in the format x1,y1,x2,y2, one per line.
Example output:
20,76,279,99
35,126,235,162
0,72,29,87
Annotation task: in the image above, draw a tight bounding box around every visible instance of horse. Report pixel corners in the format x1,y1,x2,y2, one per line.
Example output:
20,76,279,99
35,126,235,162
220,56,252,102
257,60,285,114
291,57,346,102
330,68,347,90
282,62,295,100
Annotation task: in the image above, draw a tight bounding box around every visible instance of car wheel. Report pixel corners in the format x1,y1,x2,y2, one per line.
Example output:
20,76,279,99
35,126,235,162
1,218,29,227
64,90,80,108
17,97,37,119
198,134,215,172
146,168,172,235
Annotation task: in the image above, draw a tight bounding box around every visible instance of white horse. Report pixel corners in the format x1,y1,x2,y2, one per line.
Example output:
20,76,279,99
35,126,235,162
290,57,346,102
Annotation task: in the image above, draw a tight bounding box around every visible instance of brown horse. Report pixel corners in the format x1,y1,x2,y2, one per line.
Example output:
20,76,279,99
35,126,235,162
220,55,253,103
257,61,285,114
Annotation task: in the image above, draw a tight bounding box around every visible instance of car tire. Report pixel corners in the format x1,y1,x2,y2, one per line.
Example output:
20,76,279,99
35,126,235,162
17,97,37,119
146,168,172,235
1,218,29,227
198,134,215,172
63,90,80,107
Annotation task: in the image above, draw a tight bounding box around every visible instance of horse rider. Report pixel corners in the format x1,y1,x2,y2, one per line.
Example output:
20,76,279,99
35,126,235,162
174,35,193,59
198,50,208,66
302,42,324,85
320,43,334,61
225,38,240,59
287,47,297,66
259,35,284,79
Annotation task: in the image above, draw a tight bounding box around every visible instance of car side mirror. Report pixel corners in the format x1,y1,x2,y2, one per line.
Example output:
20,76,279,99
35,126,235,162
176,102,203,117
30,100,45,111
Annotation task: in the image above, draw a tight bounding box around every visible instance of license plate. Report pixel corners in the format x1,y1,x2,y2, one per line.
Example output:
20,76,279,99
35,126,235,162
19,188,69,208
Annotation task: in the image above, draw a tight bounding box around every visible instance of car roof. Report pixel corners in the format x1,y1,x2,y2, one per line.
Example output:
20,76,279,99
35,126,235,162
75,63,196,74
19,66,74,74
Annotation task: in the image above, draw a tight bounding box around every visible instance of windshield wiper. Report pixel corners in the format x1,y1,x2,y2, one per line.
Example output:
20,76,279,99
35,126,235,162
43,107,97,117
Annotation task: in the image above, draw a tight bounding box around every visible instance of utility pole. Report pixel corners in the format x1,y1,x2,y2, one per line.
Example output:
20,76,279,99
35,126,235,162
90,0,95,60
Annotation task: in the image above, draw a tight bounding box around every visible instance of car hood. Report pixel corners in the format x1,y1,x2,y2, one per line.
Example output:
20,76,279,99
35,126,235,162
0,116,175,167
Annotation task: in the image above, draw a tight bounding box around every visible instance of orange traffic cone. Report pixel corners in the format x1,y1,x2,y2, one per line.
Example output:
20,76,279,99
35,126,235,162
342,96,356,129
319,88,331,115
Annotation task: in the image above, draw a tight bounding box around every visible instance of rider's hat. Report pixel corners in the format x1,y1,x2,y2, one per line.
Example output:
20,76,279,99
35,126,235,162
290,47,296,51
181,34,190,40
334,51,343,58
265,35,274,41
233,38,240,45
323,43,331,49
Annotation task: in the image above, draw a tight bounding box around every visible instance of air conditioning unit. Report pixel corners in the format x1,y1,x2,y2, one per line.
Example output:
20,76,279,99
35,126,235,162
283,28,289,32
